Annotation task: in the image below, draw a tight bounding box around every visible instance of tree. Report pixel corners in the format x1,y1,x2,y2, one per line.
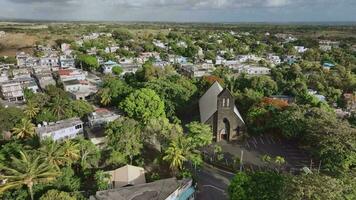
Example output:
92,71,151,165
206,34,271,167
39,190,75,200
0,105,24,134
49,96,72,120
75,138,100,170
228,171,286,200
120,88,165,123
112,65,123,75
106,118,143,163
145,75,197,117
70,100,94,118
24,102,40,119
75,54,99,71
97,77,132,106
11,118,36,139
186,122,213,148
0,151,60,200
163,139,187,174
94,170,111,191
39,140,68,169
61,140,80,165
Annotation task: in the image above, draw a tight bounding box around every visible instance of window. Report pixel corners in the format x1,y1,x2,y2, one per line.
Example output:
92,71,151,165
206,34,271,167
226,98,230,107
75,124,82,129
222,98,225,107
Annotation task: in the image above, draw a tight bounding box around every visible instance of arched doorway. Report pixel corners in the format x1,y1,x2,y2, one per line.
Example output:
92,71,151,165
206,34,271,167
222,118,230,141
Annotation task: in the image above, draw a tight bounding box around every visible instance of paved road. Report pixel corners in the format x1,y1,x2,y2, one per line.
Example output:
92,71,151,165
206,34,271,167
195,163,235,200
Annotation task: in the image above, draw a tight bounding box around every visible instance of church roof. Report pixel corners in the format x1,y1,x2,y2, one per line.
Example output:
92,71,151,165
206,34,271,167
199,81,244,124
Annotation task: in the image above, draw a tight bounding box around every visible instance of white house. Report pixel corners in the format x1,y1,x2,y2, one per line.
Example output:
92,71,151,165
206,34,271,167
102,60,119,74
230,65,271,76
58,68,87,82
36,118,84,141
60,55,75,68
88,108,120,128
294,46,308,53
0,81,24,102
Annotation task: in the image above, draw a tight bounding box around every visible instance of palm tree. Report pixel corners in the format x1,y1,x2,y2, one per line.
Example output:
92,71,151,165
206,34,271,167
11,118,36,139
163,139,187,174
50,96,68,120
62,140,80,165
99,88,112,106
0,151,60,200
24,102,40,119
39,140,68,169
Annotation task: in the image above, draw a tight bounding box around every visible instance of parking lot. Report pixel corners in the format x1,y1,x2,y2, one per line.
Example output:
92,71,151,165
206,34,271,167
205,134,319,173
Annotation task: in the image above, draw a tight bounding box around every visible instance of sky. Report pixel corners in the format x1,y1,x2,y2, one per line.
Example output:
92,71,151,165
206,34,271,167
0,0,356,22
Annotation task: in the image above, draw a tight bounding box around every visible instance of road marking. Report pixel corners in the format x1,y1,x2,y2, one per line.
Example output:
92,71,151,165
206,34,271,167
253,136,258,144
259,136,265,144
202,185,226,193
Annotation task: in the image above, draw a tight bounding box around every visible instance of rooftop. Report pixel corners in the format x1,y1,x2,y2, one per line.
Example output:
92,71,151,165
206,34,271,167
90,178,191,200
36,117,83,134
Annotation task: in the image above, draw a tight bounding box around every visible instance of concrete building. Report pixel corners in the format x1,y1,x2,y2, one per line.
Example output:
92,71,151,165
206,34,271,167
36,117,84,141
90,178,195,200
60,55,75,68
63,79,98,100
102,60,119,74
88,108,120,128
180,63,215,78
0,81,24,102
229,65,271,76
199,82,245,142
58,68,87,82
39,54,59,68
35,73,56,90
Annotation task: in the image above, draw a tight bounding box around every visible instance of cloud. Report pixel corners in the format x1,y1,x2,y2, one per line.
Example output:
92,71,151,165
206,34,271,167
2,0,356,22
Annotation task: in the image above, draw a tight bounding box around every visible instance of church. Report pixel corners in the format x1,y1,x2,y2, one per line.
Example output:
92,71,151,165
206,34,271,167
199,82,245,142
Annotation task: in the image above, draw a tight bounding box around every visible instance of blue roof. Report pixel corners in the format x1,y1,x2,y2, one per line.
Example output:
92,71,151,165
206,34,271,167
104,60,118,65
323,62,335,67
178,186,195,200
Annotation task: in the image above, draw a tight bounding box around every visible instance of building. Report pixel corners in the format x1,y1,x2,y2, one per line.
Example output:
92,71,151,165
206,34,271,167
39,54,59,68
58,68,87,82
0,81,24,102
229,65,271,76
63,79,98,100
319,40,340,51
294,46,308,53
108,165,146,188
90,178,195,200
35,73,56,90
121,64,140,75
102,60,119,74
36,117,84,141
88,108,120,128
60,55,75,68
199,82,245,142
180,63,215,78
267,54,281,65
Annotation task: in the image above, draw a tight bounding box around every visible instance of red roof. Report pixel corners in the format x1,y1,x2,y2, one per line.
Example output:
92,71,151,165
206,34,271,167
58,69,73,76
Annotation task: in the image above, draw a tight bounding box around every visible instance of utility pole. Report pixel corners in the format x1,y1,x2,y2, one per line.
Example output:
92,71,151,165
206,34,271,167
240,150,244,172
318,160,322,174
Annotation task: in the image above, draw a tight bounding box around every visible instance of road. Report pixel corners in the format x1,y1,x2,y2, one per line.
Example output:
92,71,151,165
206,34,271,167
195,163,235,200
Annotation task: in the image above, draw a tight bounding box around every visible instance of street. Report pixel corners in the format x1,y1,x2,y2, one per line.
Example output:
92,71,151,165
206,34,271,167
195,163,235,200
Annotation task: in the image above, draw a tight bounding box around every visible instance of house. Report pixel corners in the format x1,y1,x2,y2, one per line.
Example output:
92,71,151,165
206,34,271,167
107,165,146,188
90,178,195,200
105,46,120,53
61,43,71,53
153,40,167,49
322,62,335,70
319,40,340,51
39,54,60,68
308,89,326,102
88,108,120,128
294,46,308,53
35,73,56,90
58,68,87,82
267,54,281,65
16,52,31,67
180,63,214,78
12,68,31,79
199,82,245,142
169,55,188,64
283,55,299,65
60,55,75,68
236,54,261,63
121,64,140,75
0,81,24,102
229,65,271,76
36,117,84,141
63,79,98,100
0,71,8,83
102,60,119,74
